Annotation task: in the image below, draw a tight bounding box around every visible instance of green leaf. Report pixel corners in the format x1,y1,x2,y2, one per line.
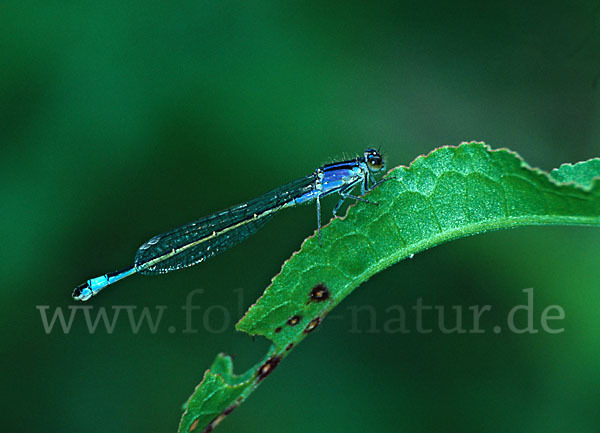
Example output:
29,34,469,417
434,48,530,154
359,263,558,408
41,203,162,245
178,142,600,432
550,158,600,190
178,350,275,433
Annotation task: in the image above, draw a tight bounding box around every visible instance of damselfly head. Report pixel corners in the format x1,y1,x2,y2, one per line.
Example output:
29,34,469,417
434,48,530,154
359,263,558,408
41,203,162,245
364,148,385,173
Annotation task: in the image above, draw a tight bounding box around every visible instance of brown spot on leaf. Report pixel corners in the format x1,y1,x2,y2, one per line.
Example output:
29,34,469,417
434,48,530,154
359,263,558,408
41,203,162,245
202,409,232,433
257,356,282,381
303,317,321,334
309,283,330,302
286,343,294,351
189,418,200,432
200,422,213,433
223,404,237,416
287,315,301,326
275,326,282,333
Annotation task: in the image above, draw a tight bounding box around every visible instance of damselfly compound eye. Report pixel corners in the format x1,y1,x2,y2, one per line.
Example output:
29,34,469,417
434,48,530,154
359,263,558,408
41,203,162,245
365,148,384,171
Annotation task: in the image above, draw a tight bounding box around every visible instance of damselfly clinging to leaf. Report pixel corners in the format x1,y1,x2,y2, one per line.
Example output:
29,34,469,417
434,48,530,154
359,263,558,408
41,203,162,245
73,148,388,301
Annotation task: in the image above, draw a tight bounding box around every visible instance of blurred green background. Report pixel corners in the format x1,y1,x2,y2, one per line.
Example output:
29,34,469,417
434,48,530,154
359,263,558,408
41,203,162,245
3,1,600,432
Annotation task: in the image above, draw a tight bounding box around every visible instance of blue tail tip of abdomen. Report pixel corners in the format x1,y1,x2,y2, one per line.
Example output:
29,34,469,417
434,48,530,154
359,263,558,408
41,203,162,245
73,274,109,301
73,282,93,301
73,269,134,301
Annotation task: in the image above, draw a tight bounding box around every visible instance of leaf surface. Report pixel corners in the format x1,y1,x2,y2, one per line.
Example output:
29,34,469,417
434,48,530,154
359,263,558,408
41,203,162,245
179,142,600,432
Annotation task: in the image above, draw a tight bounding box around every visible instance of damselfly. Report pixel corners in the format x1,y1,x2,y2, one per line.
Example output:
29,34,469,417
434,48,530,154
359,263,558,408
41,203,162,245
73,148,387,301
